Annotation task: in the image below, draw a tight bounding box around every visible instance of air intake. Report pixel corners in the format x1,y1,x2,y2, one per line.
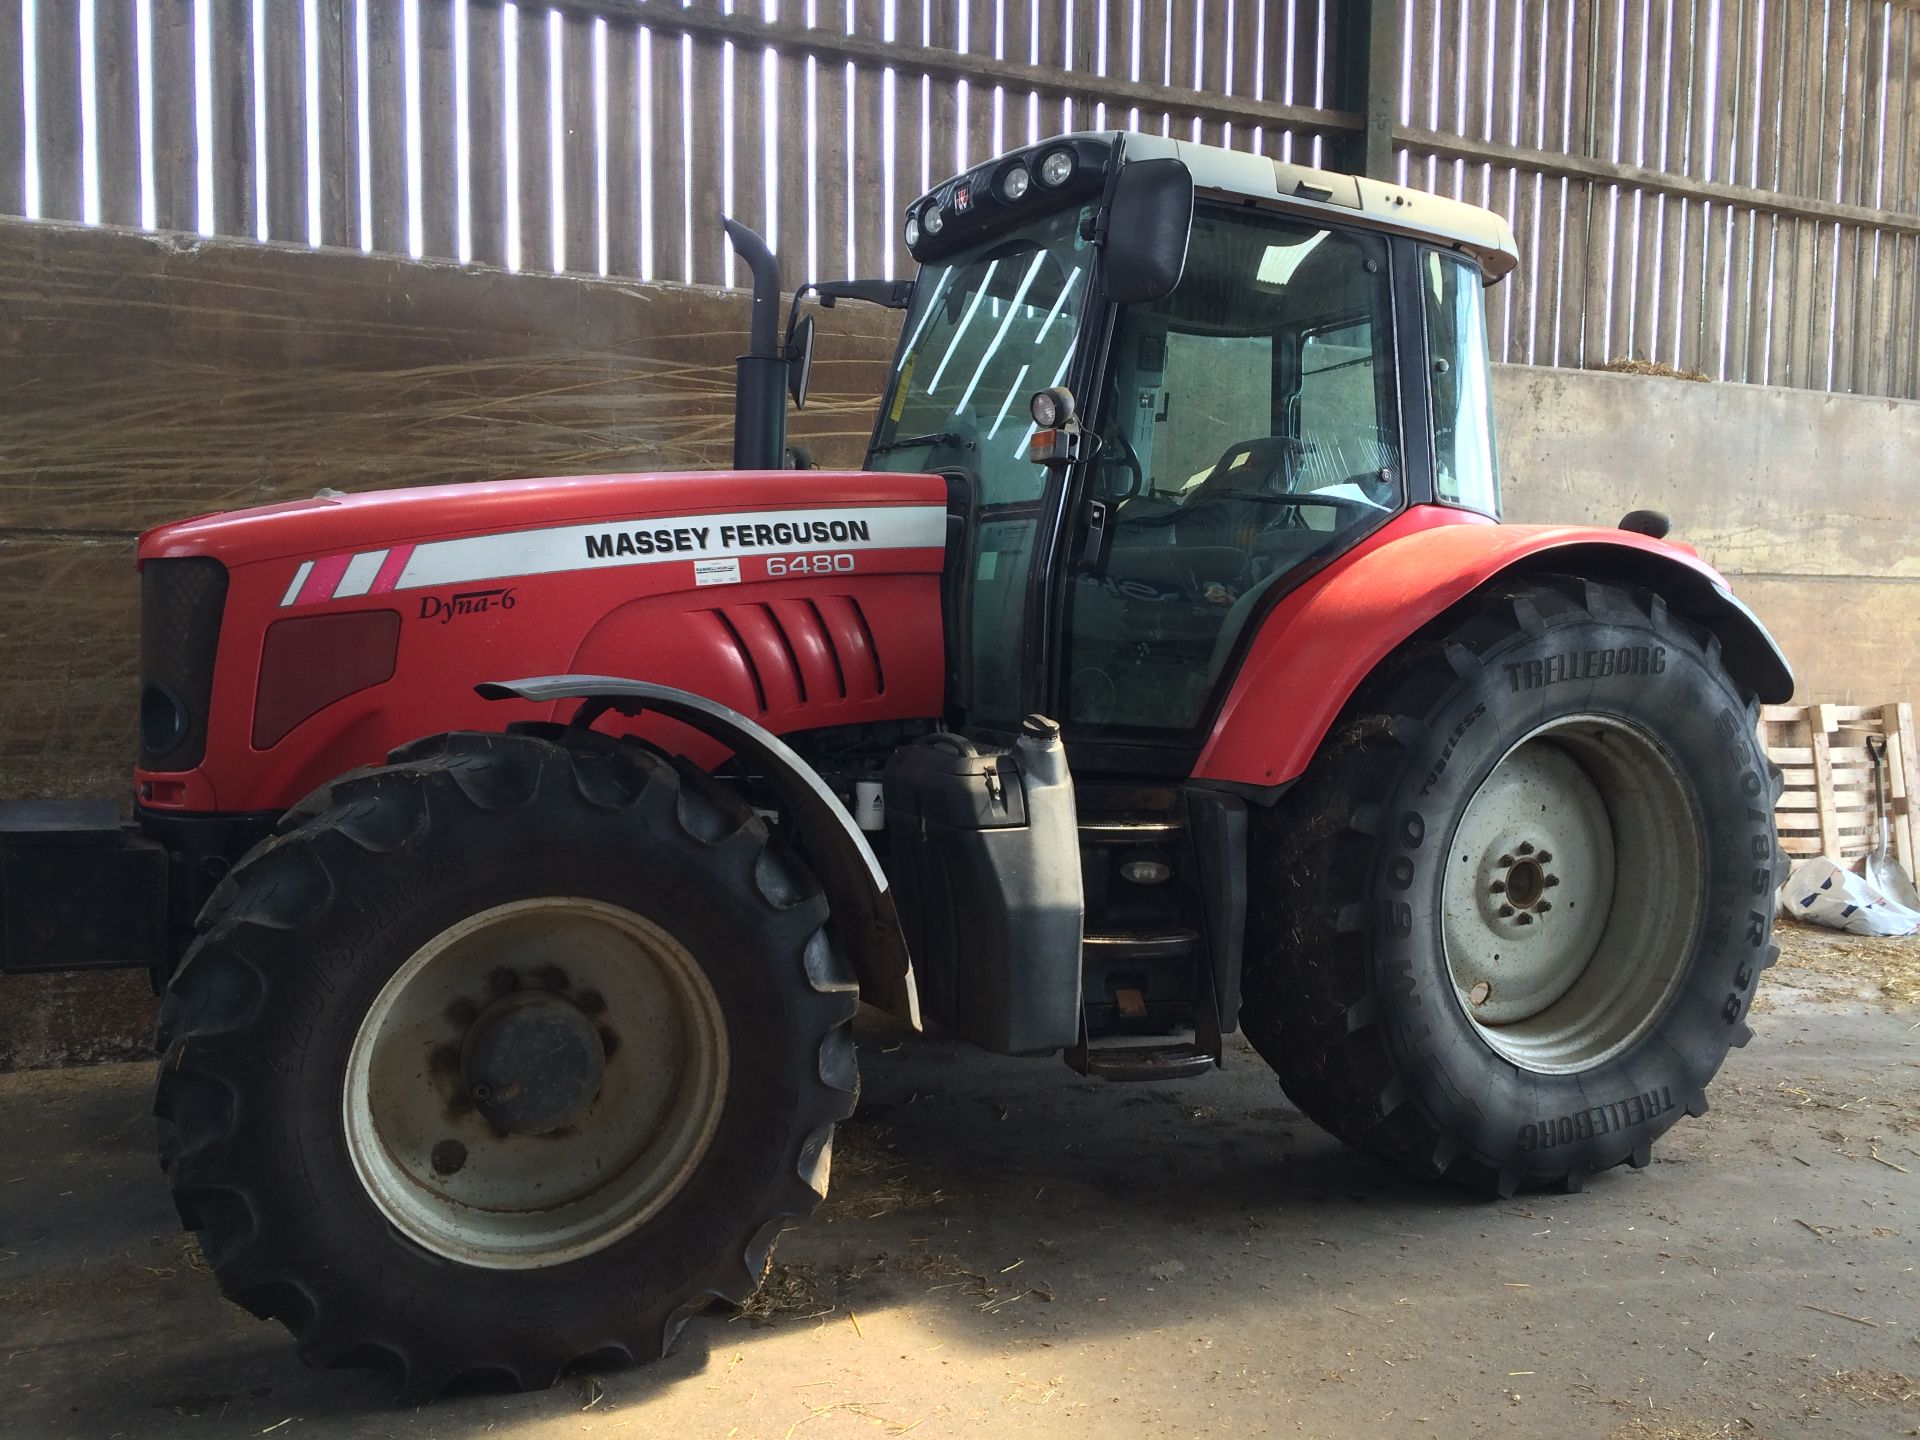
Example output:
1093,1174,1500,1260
139,557,229,770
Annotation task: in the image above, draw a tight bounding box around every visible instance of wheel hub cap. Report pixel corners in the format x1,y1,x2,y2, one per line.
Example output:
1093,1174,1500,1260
462,991,608,1137
342,898,729,1269
1440,714,1705,1074
1447,744,1616,1027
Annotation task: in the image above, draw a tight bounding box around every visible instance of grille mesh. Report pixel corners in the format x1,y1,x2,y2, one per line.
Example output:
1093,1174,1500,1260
139,557,229,770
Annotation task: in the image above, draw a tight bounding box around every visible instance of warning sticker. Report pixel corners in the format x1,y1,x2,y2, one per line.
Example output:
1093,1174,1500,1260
694,557,743,587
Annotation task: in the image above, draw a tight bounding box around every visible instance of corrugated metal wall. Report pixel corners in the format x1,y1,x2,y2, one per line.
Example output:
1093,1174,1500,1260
1400,0,1920,394
4,1,1918,396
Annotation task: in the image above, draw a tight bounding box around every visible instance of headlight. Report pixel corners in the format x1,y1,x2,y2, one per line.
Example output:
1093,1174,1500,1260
904,213,920,248
922,203,945,236
1000,165,1031,200
1029,385,1076,427
1038,148,1075,186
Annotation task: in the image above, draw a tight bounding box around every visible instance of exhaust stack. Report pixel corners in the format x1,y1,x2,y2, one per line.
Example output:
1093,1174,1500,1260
722,218,788,471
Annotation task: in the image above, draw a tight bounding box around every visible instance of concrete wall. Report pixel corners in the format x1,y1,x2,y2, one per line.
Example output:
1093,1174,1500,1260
0,218,1913,1066
1494,365,1920,707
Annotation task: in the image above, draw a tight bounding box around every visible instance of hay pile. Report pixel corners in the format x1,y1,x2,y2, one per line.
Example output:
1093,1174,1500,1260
1771,917,1920,1009
1600,356,1712,383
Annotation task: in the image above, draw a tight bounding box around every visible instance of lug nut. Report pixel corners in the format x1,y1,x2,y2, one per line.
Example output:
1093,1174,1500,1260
1489,879,1506,893
1498,853,1515,867
1537,901,1552,913
471,1082,493,1102
1536,850,1553,863
1497,904,1515,918
1516,913,1535,926
1517,842,1535,855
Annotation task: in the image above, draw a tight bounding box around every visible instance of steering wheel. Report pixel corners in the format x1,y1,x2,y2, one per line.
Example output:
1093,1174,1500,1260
1172,486,1382,553
1224,491,1383,526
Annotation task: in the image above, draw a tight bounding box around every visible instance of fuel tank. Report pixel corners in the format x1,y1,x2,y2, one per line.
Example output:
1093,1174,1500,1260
135,470,951,814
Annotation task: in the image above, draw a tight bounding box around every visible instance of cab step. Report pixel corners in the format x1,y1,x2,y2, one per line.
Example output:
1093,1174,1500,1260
1077,818,1186,842
1067,1037,1219,1082
1082,927,1200,960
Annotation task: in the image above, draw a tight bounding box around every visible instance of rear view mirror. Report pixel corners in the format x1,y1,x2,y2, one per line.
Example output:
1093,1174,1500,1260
1103,158,1194,305
786,313,816,410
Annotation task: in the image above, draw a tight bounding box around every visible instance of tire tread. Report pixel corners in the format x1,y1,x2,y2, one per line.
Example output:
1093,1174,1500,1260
155,730,857,1400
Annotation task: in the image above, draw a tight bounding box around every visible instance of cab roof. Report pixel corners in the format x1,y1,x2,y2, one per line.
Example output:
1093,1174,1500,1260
906,130,1520,281
1114,131,1520,280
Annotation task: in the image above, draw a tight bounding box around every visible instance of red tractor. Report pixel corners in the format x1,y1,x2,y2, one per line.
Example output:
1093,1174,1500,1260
1,132,1789,1396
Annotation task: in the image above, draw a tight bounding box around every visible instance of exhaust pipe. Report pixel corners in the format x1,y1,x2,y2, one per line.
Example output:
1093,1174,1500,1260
723,217,788,471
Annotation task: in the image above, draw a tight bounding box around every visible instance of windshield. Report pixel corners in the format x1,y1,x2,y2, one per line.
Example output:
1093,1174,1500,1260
868,202,1096,726
867,203,1096,506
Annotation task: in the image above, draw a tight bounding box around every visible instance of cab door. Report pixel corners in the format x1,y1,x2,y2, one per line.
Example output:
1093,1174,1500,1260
1059,204,1406,754
862,202,1102,733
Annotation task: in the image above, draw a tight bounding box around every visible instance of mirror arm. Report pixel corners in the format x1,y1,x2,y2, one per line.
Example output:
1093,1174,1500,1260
783,278,913,353
812,278,915,310
1085,130,1128,248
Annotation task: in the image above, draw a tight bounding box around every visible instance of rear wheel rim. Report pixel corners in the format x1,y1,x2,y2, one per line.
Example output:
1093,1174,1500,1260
1440,714,1704,1075
343,897,729,1269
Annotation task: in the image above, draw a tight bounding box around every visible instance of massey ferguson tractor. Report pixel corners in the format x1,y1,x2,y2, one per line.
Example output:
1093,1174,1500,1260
0,131,1791,1396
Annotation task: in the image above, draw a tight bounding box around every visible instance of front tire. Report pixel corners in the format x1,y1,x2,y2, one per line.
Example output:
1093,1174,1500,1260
1241,576,1783,1196
154,730,858,1397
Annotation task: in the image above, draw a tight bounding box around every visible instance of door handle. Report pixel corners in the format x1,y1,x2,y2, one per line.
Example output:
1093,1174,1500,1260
1074,498,1110,571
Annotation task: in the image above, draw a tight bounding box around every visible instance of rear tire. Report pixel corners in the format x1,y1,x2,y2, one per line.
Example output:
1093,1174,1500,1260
1241,576,1783,1196
154,730,858,1398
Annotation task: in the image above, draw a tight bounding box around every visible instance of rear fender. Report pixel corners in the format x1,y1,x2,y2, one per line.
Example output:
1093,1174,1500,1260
478,675,920,1028
1195,508,1794,791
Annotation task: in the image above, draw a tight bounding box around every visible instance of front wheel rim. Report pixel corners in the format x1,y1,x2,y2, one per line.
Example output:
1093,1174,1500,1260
1440,714,1705,1075
343,897,729,1269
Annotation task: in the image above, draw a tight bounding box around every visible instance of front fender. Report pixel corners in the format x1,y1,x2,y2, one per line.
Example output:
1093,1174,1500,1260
478,675,920,1028
1195,507,1793,790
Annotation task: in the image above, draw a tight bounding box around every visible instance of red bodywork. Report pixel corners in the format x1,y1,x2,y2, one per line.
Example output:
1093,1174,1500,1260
1196,505,1733,787
138,471,950,814
141,474,1745,816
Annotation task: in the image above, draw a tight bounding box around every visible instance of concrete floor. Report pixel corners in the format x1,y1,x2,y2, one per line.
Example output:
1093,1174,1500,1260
2,970,1915,1440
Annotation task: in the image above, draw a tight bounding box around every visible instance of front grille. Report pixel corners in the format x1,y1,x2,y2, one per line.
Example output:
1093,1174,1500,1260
139,557,229,770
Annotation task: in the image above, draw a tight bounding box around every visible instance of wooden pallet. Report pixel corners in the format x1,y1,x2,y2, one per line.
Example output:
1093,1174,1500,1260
1758,703,1919,873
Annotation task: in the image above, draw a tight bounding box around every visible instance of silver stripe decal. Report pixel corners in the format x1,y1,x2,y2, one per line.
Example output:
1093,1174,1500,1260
333,549,388,598
280,560,314,608
392,504,947,592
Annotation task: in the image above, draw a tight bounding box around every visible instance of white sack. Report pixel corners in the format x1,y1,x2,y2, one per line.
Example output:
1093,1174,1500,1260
1781,855,1920,937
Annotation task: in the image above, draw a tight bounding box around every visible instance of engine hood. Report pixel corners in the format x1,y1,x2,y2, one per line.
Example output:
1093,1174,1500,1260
134,468,954,815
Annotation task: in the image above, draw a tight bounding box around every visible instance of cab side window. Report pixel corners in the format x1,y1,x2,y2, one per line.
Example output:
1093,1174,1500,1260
1424,250,1501,516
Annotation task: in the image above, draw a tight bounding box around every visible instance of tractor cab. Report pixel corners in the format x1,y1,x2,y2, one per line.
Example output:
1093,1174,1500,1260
853,133,1522,1068
863,133,1513,754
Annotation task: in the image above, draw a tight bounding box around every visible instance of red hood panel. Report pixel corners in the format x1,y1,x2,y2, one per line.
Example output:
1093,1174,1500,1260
137,470,951,814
